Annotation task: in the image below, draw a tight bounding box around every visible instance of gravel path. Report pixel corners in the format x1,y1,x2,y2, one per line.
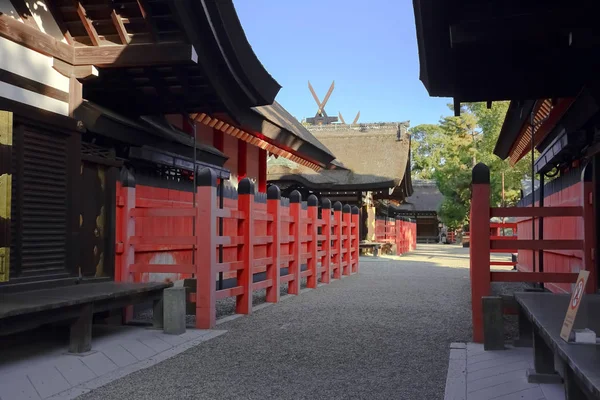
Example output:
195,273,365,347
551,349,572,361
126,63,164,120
79,244,473,400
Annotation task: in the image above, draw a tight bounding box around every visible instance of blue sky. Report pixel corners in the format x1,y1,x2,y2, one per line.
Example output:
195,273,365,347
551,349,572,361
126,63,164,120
233,0,451,127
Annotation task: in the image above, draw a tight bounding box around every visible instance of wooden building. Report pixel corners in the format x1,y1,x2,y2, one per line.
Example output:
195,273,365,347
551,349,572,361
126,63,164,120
394,180,444,243
0,0,346,348
268,122,413,241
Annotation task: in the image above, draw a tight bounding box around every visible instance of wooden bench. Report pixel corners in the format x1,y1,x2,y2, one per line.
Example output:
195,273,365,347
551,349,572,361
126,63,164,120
515,292,600,399
0,281,171,353
359,242,382,256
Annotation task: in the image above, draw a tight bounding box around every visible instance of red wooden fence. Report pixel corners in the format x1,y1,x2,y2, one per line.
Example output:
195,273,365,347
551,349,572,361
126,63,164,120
469,163,596,343
375,217,417,254
116,170,360,329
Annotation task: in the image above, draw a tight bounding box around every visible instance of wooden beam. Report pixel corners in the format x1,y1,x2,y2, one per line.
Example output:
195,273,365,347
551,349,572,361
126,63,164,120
0,14,73,63
52,58,98,80
9,0,39,30
136,0,159,42
74,1,101,46
73,43,197,67
110,9,130,45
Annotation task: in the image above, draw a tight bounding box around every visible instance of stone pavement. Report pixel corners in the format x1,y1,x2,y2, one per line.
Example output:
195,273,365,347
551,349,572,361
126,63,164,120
445,343,565,400
78,244,475,400
0,325,225,400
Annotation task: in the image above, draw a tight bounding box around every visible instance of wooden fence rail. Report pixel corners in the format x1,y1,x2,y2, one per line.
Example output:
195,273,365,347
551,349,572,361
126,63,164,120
469,163,595,343
117,170,360,329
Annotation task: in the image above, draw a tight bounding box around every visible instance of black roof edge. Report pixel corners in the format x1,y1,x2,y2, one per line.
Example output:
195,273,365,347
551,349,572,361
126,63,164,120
494,100,535,159
172,0,280,124
208,0,281,106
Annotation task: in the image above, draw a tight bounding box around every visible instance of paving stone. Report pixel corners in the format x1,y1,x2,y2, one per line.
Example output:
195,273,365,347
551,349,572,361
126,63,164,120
80,352,119,376
54,357,96,386
467,360,532,382
0,376,41,400
27,366,71,398
139,337,172,353
119,340,157,361
101,345,138,368
491,386,546,400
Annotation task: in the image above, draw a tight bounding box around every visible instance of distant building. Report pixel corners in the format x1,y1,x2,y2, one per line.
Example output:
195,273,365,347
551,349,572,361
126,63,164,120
268,122,413,241
394,180,444,243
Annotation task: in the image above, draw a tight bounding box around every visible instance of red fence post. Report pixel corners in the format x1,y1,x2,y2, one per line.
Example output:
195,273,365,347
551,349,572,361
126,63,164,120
333,202,343,279
307,195,319,288
582,164,596,293
266,185,281,302
195,169,218,329
342,205,351,276
321,199,332,284
237,178,254,314
116,169,136,322
470,163,491,343
351,206,360,273
289,191,302,294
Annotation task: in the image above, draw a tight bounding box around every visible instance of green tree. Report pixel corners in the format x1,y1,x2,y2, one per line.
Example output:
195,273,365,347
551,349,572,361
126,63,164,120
410,102,531,229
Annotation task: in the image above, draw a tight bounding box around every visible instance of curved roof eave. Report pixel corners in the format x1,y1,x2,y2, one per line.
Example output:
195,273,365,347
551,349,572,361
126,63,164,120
207,0,282,106
172,0,280,123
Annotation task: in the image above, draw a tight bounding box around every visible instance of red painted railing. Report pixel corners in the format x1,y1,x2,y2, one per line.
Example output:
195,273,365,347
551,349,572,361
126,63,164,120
469,163,596,343
116,171,360,329
374,217,417,254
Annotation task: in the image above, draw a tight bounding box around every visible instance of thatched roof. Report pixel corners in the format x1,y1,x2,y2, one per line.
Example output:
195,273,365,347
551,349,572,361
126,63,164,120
268,123,412,197
396,180,443,212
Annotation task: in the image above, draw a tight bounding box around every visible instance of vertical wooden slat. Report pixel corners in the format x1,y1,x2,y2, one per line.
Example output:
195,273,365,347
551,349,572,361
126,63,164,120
352,206,360,274
321,199,332,284
307,195,318,288
342,205,351,276
0,111,12,282
333,202,343,280
266,186,281,302
289,191,302,295
237,178,254,314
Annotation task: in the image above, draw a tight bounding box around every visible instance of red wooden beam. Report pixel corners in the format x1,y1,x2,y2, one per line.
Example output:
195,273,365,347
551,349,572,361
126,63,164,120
491,206,583,218
490,239,583,250
491,271,579,283
258,148,267,193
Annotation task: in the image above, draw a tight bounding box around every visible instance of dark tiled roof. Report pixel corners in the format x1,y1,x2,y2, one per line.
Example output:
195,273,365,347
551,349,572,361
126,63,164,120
397,180,443,212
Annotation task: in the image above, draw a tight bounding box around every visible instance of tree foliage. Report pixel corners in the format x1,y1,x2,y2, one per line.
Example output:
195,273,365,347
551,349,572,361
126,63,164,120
410,102,531,229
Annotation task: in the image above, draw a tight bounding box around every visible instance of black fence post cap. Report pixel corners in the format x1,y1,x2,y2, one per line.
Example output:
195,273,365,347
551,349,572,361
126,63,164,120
238,177,255,195
290,190,302,203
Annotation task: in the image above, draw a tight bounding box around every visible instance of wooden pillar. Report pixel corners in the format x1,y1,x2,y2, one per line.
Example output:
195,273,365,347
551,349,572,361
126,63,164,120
266,185,281,302
289,190,302,295
471,163,491,343
116,167,136,284
307,195,319,288
582,164,596,293
213,127,224,151
237,178,254,314
333,201,343,279
238,140,247,181
351,206,360,273
0,111,12,283
195,169,218,329
258,149,267,193
321,199,332,284
68,76,83,117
